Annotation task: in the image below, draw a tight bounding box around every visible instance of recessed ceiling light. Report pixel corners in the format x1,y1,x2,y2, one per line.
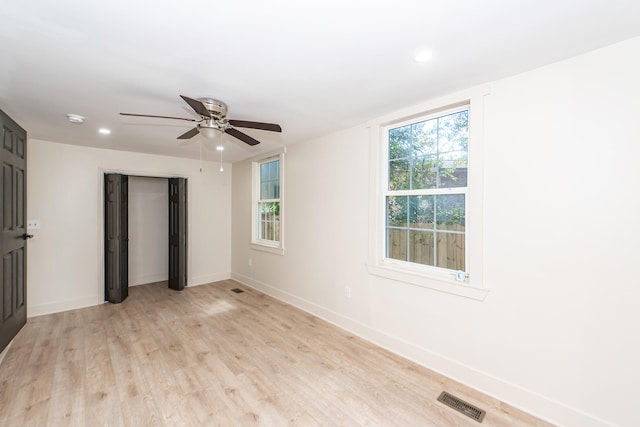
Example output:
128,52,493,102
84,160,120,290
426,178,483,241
414,51,433,63
216,145,224,151
67,114,85,124
98,128,111,135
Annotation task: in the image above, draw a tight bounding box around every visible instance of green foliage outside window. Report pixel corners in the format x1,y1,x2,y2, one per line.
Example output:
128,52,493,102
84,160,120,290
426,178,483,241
388,110,468,191
386,109,468,270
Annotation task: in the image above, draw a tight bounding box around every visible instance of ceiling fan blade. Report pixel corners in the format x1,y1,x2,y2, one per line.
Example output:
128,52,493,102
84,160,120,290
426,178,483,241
180,95,212,118
228,119,282,133
225,128,261,146
177,127,200,139
120,112,196,122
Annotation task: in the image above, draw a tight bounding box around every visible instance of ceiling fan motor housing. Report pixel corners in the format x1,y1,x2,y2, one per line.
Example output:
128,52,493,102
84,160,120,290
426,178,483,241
198,98,228,118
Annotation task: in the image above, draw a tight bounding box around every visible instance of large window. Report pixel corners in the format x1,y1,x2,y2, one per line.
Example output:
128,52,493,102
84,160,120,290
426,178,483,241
367,86,488,300
386,107,468,271
252,151,284,254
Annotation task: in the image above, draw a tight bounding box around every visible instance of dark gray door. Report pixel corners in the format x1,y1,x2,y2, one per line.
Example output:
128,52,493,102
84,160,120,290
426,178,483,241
168,178,187,291
104,173,128,303
0,110,27,352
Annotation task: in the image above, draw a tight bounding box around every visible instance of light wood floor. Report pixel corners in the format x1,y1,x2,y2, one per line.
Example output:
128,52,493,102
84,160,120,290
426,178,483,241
0,280,554,426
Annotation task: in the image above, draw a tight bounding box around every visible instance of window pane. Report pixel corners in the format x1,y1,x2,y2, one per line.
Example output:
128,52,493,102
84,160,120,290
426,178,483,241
435,194,465,231
411,155,438,189
411,119,437,157
386,196,407,227
436,232,465,270
387,228,407,261
435,194,465,270
389,158,410,191
389,127,412,160
439,161,467,188
438,111,468,154
408,195,434,229
409,230,435,266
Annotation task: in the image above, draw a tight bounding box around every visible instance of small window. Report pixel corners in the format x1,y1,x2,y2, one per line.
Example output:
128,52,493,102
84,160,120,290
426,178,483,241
252,152,284,254
258,159,280,242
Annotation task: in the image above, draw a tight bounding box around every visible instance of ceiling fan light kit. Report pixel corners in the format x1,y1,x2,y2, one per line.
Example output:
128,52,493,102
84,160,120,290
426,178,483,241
120,95,282,146
197,126,224,140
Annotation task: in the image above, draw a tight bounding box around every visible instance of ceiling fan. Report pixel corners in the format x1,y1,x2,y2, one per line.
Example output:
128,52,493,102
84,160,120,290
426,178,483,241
120,95,282,146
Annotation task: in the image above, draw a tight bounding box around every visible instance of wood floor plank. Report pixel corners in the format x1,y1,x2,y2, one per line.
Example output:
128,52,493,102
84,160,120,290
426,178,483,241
0,280,556,426
46,390,84,427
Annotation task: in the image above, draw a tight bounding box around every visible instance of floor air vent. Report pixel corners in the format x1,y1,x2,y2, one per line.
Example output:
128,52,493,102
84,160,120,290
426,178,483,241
231,288,244,293
437,391,486,423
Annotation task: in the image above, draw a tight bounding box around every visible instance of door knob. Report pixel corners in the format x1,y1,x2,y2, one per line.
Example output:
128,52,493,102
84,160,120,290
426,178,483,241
22,233,34,240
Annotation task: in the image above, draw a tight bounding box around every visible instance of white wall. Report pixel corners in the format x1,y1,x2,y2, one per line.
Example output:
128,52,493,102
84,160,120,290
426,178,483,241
128,176,168,286
27,140,232,316
231,37,640,427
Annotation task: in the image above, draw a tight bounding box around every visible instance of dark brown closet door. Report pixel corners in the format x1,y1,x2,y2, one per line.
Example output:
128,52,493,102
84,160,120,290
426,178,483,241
168,178,187,291
104,173,128,303
0,109,27,352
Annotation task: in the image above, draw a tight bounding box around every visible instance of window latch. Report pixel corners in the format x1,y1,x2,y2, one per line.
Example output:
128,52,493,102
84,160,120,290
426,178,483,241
452,271,469,282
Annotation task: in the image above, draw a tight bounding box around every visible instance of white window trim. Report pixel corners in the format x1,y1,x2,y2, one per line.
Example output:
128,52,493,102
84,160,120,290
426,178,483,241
366,86,490,300
251,148,285,255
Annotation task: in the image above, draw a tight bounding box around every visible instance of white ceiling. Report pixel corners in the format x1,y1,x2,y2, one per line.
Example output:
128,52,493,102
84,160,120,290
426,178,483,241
1,0,639,163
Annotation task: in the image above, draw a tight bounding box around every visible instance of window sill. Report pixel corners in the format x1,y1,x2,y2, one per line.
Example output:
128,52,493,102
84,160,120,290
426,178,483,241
366,263,489,301
250,242,285,256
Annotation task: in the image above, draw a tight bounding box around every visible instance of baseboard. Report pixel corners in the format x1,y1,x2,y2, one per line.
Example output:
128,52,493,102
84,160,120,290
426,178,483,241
26,272,231,317
189,272,231,287
28,296,105,318
0,340,12,366
230,272,614,427
130,273,168,287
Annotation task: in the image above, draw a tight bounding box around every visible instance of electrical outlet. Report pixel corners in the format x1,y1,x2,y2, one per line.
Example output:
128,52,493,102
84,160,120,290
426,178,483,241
27,219,41,230
344,286,351,298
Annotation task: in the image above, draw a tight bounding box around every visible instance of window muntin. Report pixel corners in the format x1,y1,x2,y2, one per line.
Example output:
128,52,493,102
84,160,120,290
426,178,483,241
385,108,468,272
257,159,280,243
